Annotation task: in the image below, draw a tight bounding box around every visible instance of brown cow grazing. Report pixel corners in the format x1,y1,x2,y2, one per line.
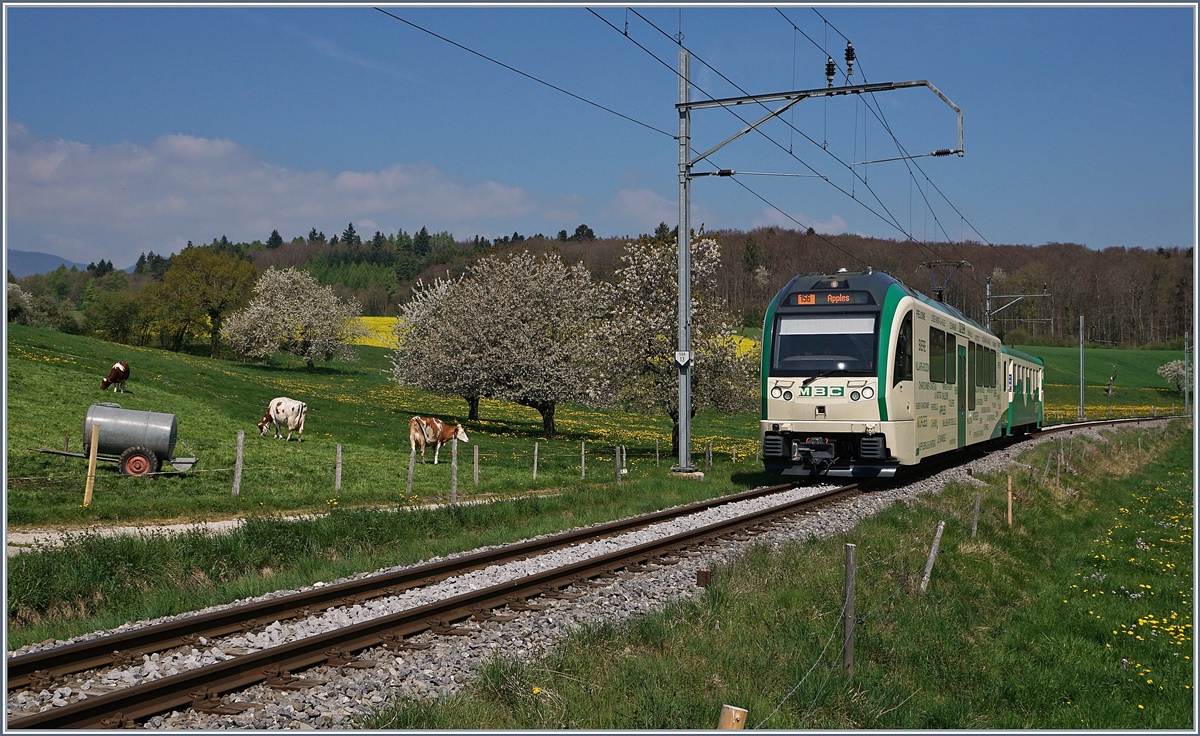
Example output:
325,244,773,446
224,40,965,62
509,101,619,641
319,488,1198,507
100,361,130,393
409,416,469,464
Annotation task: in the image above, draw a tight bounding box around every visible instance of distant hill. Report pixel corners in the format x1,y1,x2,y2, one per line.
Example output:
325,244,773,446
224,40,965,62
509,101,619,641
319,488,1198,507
6,249,91,278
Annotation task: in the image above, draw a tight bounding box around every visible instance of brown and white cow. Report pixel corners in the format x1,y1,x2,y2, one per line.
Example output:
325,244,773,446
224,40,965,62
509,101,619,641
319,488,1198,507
258,397,307,442
100,361,130,393
408,416,469,465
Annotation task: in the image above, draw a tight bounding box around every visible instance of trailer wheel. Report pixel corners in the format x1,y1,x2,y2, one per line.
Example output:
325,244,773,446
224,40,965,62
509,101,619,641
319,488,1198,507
119,446,160,476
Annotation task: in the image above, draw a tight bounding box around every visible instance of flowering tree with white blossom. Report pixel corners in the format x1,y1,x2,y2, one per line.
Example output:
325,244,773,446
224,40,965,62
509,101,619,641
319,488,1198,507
592,233,758,453
222,267,367,371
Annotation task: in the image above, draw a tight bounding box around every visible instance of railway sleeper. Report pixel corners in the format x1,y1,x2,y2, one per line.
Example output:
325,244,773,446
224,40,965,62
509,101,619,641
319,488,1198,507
263,667,325,691
324,648,377,669
190,688,258,715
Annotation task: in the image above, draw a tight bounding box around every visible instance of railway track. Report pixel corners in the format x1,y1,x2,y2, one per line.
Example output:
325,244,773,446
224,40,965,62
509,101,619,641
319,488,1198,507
7,482,859,729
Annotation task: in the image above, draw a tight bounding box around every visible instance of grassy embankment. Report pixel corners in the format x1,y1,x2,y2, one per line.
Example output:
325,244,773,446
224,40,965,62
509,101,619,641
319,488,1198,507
6,324,1188,655
364,422,1193,729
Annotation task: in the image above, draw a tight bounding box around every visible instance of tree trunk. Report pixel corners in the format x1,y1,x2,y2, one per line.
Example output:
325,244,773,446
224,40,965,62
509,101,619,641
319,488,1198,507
538,402,556,439
306,357,315,372
466,395,480,421
208,312,223,358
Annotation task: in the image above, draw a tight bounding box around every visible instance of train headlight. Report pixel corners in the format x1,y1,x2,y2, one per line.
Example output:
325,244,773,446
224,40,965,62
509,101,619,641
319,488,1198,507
770,386,783,399
862,386,875,399
850,390,861,401
783,391,793,401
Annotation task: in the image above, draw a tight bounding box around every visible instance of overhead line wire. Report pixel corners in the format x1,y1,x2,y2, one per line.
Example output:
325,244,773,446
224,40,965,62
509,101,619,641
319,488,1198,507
589,8,871,268
626,7,918,247
802,8,1017,274
372,7,674,139
625,7,985,277
775,7,972,273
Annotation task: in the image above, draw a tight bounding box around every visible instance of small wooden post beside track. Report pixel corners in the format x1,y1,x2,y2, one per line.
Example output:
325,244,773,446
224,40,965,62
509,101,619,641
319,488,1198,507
971,493,981,538
581,441,586,479
533,441,539,482
844,542,856,675
232,430,244,497
1007,476,1013,527
717,704,748,729
335,443,342,496
405,447,416,496
451,438,458,504
474,444,480,487
656,438,660,467
615,446,621,485
83,424,100,507
920,521,946,593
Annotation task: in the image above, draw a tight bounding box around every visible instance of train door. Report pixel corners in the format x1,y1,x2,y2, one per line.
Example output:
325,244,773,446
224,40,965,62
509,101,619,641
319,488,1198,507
956,344,967,447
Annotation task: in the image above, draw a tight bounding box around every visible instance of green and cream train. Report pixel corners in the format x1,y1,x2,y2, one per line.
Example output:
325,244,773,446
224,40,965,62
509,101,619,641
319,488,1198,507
760,269,1044,477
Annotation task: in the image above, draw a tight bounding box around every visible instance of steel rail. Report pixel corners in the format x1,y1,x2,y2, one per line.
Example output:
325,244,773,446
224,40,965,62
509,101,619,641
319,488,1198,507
7,483,860,729
6,482,804,692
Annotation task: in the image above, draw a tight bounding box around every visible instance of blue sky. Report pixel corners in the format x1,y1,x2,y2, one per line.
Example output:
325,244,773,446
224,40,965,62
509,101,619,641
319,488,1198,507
4,3,1196,269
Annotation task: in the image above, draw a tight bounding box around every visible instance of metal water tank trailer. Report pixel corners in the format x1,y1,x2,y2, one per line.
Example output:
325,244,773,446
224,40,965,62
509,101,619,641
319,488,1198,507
82,403,178,461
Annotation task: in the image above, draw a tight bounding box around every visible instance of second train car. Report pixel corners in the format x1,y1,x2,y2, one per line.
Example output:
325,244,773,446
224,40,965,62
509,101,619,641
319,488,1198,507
760,269,1044,477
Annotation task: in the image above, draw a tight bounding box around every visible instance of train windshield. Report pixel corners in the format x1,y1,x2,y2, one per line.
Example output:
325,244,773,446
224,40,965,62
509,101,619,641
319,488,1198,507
771,314,877,376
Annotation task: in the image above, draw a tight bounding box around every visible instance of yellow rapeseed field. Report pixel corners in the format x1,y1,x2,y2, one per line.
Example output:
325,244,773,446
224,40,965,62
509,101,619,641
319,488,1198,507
354,317,399,348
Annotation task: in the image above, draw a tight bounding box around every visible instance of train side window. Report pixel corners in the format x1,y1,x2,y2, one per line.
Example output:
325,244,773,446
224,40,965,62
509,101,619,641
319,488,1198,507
968,342,977,410
929,328,945,382
946,335,957,384
893,311,913,386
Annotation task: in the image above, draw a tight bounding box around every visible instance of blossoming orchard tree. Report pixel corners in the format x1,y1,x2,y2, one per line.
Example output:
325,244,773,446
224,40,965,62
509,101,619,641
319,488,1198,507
390,251,603,437
593,233,759,454
221,266,368,371
390,274,489,421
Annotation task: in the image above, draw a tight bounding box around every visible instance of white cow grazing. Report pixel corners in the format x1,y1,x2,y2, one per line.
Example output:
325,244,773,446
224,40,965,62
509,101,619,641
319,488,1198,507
258,397,307,442
409,416,469,464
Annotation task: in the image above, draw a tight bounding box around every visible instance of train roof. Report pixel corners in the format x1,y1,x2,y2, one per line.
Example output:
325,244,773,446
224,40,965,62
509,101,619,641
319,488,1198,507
1001,345,1045,366
781,269,992,335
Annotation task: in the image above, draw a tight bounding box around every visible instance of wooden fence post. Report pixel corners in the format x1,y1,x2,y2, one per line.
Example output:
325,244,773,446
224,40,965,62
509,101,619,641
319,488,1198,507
655,438,660,467
474,444,480,488
451,438,458,504
83,424,100,507
705,441,712,471
717,705,748,730
581,441,586,479
1007,476,1013,527
405,447,416,496
919,521,946,593
232,429,244,497
335,443,342,496
971,493,981,538
844,543,856,675
615,446,622,485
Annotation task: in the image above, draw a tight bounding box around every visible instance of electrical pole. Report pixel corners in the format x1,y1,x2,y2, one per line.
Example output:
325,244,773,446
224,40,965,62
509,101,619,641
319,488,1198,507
674,49,697,473
1079,315,1085,421
673,48,963,474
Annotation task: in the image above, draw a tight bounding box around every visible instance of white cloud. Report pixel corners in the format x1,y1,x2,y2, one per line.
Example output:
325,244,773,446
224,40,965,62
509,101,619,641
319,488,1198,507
5,128,580,266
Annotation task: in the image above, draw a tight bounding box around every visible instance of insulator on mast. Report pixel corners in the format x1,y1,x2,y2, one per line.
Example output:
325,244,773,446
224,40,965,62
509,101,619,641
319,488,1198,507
844,42,855,79
825,56,836,87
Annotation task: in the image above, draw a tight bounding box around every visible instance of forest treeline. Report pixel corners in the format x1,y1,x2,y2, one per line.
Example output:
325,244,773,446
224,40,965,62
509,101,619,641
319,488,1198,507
6,222,1192,353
